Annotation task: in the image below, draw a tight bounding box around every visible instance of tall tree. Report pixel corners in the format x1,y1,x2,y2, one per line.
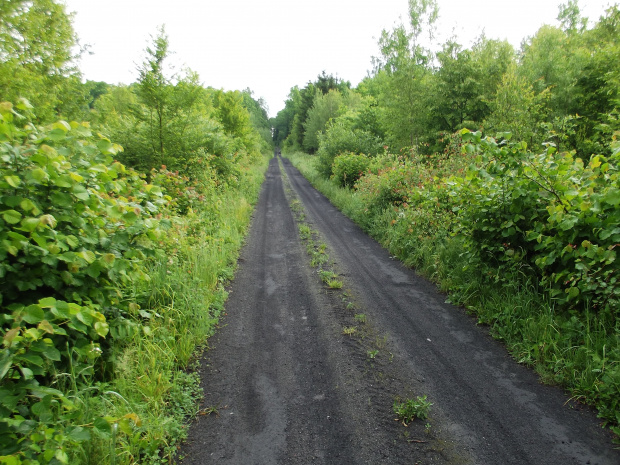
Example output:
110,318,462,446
374,0,439,148
0,0,82,121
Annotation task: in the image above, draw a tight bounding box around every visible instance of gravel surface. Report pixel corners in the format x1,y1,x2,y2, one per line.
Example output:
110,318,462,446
179,156,619,464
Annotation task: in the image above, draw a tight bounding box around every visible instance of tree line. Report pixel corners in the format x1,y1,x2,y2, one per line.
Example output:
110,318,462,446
273,0,619,165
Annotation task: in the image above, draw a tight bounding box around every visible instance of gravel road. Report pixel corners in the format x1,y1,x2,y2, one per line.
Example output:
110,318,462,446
179,155,619,464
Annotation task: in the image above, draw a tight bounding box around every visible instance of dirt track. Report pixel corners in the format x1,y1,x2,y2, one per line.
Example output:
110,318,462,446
179,156,619,464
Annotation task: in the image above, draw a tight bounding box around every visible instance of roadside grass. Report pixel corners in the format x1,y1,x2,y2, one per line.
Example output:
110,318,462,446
286,151,620,439
86,156,269,463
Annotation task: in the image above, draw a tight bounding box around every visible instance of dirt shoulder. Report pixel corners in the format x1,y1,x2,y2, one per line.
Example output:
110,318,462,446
179,156,619,464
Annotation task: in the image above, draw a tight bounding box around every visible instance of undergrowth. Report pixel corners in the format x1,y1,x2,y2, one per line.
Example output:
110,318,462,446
0,101,269,464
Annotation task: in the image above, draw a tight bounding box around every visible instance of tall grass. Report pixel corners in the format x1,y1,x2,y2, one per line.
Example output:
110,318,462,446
286,151,620,438
82,155,269,464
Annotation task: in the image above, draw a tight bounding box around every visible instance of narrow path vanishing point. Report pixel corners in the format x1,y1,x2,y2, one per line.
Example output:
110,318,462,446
179,156,619,464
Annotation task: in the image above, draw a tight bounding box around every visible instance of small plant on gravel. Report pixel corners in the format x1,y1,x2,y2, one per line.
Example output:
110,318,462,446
298,224,312,240
393,395,432,425
327,278,343,289
199,405,220,417
310,251,328,267
342,326,357,336
319,269,337,282
354,313,367,323
367,349,379,359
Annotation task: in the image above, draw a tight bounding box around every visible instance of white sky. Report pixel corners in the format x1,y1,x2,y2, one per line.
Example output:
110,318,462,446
63,0,615,117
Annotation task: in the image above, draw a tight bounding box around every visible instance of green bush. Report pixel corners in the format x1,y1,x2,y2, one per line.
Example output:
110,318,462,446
0,99,272,464
316,120,383,177
0,100,175,462
331,153,371,188
453,130,620,314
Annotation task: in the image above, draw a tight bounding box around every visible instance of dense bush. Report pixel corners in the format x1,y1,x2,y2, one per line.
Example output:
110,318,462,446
0,101,169,462
0,101,267,463
330,153,371,188
453,130,620,314
316,120,384,177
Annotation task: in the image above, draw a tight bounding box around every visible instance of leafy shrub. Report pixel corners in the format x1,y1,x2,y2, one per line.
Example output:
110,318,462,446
331,153,371,188
393,395,432,425
0,101,171,462
453,129,620,313
316,120,383,177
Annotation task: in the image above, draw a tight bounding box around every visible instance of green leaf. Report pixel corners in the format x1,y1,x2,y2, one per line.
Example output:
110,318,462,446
3,196,22,208
79,250,96,264
0,455,20,465
19,353,44,367
567,287,580,300
48,128,67,142
72,185,90,200
39,297,57,308
54,175,73,188
66,426,91,442
2,210,22,224
22,305,45,324
29,168,49,183
19,198,38,214
603,189,620,206
29,385,64,399
4,175,21,188
0,349,14,381
55,449,69,464
41,345,61,361
20,366,34,380
94,321,109,338
93,417,112,435
20,217,41,232
60,236,77,250
51,192,73,207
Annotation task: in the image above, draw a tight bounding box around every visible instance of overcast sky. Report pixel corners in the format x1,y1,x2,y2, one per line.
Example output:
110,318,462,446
63,0,615,117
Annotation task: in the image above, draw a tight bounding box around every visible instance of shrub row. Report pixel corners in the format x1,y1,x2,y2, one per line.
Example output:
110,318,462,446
287,129,620,437
0,101,267,463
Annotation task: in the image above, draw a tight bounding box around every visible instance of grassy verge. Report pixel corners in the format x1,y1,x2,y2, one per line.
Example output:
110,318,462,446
286,151,620,440
87,156,269,464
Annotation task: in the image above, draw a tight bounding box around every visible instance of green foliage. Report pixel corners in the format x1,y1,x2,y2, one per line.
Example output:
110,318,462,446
393,395,432,425
303,89,346,153
316,120,383,177
278,73,351,152
435,38,514,133
0,101,165,463
288,124,620,438
0,0,84,122
454,130,620,313
0,101,269,463
331,153,371,188
240,88,273,151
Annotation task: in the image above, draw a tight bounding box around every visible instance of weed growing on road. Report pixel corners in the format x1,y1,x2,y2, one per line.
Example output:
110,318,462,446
355,313,367,323
367,349,379,359
393,395,433,425
343,326,357,336
319,269,338,282
299,223,312,240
